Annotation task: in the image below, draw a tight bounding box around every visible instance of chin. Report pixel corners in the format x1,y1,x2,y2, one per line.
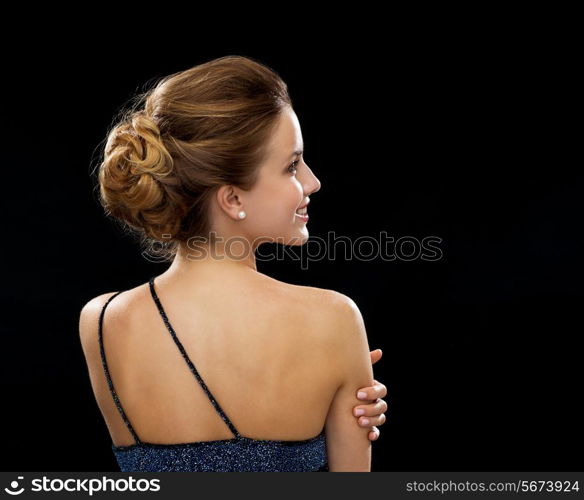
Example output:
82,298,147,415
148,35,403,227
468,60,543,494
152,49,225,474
285,229,310,246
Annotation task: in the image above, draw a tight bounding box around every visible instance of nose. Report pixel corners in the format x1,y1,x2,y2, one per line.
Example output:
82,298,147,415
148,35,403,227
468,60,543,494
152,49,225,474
303,164,321,195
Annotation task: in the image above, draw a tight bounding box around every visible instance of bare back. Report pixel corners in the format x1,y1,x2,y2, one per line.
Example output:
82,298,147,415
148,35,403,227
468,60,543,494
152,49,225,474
81,271,342,448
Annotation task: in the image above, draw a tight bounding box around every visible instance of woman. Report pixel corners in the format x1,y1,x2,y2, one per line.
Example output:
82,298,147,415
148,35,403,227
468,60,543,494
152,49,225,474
79,55,388,472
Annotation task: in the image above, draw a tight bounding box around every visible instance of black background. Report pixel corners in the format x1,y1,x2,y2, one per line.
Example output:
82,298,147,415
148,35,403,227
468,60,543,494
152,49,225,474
1,20,581,472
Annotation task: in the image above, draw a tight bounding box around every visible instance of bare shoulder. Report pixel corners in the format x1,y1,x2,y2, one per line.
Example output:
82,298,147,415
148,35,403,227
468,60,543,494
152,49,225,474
78,287,141,356
294,284,368,354
79,291,118,332
287,280,360,315
270,277,363,334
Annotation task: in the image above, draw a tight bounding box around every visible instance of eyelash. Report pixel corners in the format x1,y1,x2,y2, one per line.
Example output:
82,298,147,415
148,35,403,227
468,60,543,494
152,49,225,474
288,160,300,174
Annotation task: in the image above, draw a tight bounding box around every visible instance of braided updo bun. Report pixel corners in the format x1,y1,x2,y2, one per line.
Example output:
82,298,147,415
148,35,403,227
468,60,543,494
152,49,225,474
94,55,291,262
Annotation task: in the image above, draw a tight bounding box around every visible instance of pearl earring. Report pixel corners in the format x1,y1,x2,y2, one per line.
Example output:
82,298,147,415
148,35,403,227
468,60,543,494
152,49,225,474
238,210,246,219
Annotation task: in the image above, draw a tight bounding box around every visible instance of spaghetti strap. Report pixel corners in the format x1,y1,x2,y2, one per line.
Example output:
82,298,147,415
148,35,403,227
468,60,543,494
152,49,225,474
148,276,242,439
98,291,142,445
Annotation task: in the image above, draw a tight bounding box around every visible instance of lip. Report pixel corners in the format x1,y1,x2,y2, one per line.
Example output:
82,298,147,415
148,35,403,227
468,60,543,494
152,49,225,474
295,198,310,222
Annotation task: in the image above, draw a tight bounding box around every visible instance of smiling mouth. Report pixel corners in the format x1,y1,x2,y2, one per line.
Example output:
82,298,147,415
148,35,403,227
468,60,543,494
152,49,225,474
295,207,308,216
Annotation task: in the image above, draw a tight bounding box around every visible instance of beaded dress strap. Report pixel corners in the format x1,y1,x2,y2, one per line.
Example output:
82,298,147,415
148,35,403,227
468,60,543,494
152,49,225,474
148,276,241,439
98,290,142,445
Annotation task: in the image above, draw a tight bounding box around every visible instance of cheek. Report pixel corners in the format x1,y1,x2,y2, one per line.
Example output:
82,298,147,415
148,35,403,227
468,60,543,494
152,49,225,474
266,195,299,219
249,178,302,222
282,185,303,215
263,182,301,210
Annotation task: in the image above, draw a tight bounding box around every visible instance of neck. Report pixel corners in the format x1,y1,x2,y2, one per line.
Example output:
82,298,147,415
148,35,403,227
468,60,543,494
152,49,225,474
168,238,258,276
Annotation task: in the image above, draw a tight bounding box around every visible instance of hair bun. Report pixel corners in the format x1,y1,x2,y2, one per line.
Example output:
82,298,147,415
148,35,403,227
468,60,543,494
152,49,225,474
98,110,180,238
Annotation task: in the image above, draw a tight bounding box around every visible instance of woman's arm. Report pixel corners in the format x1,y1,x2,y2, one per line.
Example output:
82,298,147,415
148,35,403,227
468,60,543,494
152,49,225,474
324,295,375,472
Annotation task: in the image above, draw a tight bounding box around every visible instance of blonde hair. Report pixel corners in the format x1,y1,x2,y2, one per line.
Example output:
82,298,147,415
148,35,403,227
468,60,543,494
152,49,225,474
93,55,292,262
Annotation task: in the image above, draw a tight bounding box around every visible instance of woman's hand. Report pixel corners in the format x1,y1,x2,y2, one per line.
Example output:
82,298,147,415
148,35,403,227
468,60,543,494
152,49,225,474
353,349,388,441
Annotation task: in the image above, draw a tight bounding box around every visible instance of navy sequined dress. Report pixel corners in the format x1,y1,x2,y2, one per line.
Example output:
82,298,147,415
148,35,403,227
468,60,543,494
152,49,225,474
97,276,329,472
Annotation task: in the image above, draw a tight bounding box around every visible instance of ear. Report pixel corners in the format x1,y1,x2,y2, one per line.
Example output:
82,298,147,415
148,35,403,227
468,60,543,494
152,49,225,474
215,185,245,220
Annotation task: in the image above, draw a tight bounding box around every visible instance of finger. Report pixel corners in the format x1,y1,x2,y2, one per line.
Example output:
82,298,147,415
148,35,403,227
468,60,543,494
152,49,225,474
376,381,387,398
369,348,383,365
368,426,380,441
353,399,388,418
357,380,387,400
371,379,388,399
358,413,386,428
